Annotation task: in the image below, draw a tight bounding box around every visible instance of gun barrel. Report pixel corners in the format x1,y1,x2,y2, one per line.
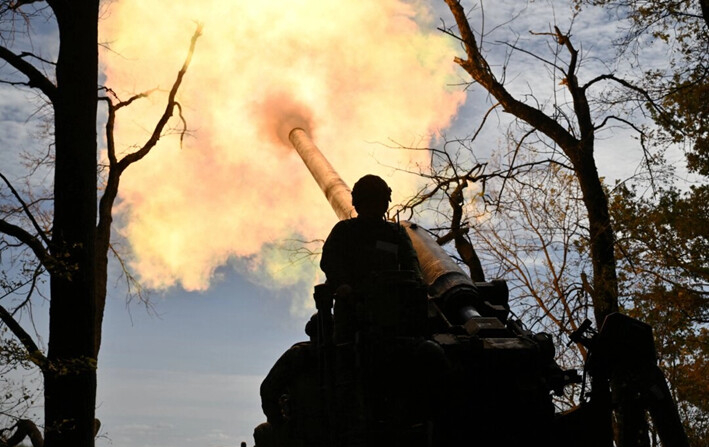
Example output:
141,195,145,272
402,221,480,318
289,128,356,221
289,127,481,320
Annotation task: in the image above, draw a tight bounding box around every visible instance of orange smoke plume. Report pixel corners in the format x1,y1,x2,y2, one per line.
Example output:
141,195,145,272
100,0,465,293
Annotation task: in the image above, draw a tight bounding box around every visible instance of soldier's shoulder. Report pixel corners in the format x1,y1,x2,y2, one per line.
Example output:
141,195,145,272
333,218,357,230
289,341,313,351
325,219,353,239
276,341,314,365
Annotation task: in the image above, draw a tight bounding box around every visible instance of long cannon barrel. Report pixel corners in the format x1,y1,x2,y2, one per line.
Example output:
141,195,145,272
289,128,356,221
289,127,482,321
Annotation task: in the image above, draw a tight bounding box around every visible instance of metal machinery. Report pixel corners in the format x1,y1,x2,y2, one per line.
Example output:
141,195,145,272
254,128,689,447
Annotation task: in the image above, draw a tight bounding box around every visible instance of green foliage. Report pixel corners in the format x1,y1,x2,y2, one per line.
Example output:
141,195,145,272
612,184,709,296
652,73,709,176
610,182,709,443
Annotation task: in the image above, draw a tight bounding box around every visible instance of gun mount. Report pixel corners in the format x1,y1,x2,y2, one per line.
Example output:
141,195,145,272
253,128,688,447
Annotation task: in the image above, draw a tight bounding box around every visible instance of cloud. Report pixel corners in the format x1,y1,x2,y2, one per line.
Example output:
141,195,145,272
99,0,465,294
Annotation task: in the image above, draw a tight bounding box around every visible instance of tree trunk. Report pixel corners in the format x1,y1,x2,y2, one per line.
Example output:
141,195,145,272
44,2,100,447
572,147,620,325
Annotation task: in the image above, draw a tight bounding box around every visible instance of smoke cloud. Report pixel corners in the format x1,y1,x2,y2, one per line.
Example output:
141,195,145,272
100,0,465,294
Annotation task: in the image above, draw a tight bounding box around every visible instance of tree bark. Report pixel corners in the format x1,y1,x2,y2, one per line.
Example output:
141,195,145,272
1,5,199,446
573,148,619,322
700,0,709,28
449,181,485,281
44,2,100,447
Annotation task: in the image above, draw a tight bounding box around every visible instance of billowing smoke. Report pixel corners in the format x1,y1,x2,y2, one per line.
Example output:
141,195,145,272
100,0,465,295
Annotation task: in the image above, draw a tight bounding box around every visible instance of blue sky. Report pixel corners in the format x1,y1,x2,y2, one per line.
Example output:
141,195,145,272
0,1,688,446
6,268,305,445
96,271,306,445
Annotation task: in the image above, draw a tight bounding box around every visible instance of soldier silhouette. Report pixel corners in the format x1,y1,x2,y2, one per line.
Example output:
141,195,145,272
254,314,330,447
320,174,423,342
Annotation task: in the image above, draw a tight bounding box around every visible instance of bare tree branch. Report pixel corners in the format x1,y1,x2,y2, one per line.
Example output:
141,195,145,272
115,24,203,171
0,219,52,270
0,46,56,102
500,37,566,72
8,0,45,9
10,264,44,317
108,243,147,308
470,102,501,143
448,180,486,281
0,172,50,247
585,73,671,120
0,304,46,370
0,419,44,447
497,128,535,206
16,51,55,66
92,24,203,356
443,0,579,153
97,24,203,252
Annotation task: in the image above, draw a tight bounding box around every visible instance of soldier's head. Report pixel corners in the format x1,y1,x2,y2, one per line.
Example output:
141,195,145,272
351,174,391,218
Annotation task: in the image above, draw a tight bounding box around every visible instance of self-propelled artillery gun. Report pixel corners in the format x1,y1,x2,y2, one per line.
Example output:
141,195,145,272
253,128,688,447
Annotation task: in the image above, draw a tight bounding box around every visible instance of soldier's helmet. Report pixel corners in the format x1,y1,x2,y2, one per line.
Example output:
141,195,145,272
351,174,391,213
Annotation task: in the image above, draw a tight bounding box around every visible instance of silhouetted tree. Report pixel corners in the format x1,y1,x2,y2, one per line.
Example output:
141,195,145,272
443,0,621,326
572,2,709,442
0,2,201,446
440,1,690,445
